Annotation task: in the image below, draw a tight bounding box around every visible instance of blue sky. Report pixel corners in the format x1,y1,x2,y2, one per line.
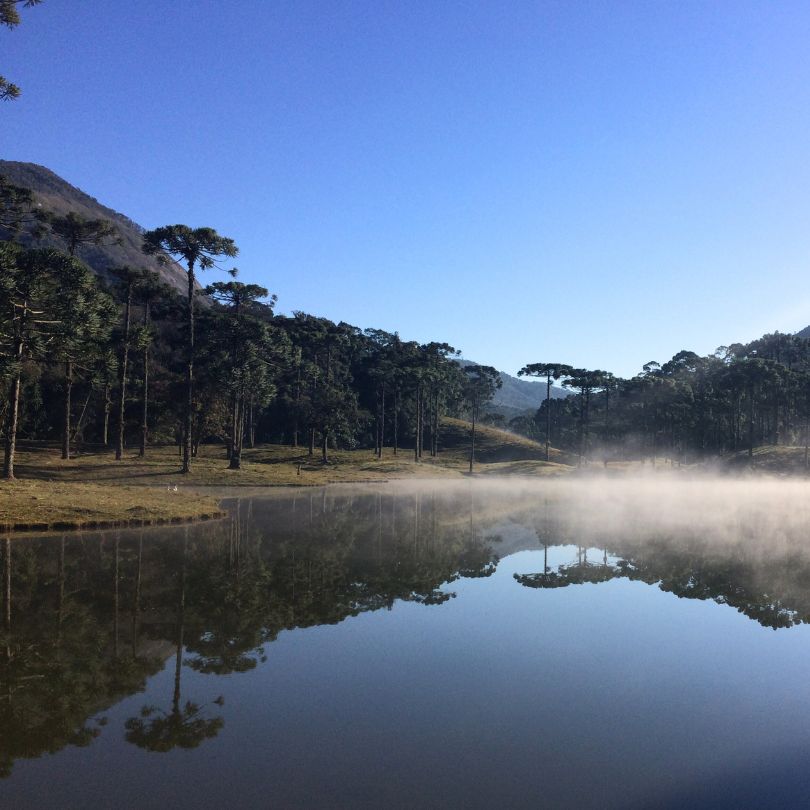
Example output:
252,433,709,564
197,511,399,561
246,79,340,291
3,0,810,377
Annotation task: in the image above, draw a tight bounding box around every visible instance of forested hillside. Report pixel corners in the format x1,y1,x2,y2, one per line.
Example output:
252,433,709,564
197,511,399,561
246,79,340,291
2,162,810,479
1,163,511,479
0,161,188,292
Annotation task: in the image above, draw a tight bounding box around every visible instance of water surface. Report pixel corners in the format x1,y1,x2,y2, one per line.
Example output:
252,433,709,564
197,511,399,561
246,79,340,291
3,478,810,809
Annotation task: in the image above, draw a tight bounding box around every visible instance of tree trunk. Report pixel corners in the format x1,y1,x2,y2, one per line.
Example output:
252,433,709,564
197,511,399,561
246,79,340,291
381,385,386,457
545,373,551,462
183,262,195,474
469,402,477,473
308,427,315,456
432,391,439,456
393,387,399,456
139,302,150,457
293,352,301,448
414,386,420,463
805,417,809,472
321,429,329,463
229,396,242,470
748,383,755,461
102,382,111,446
62,359,73,460
375,388,381,458
115,287,132,460
419,389,425,459
3,352,22,480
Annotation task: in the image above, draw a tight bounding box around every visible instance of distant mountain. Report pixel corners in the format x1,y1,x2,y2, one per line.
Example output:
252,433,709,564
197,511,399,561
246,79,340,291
797,326,810,339
0,160,188,293
457,360,568,417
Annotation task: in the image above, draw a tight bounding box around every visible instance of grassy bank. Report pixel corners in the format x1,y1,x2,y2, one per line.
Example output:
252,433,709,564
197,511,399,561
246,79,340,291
0,479,224,533
2,420,572,530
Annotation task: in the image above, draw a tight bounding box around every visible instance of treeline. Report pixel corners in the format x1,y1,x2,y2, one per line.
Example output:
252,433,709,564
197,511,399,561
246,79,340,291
0,175,501,478
515,336,810,464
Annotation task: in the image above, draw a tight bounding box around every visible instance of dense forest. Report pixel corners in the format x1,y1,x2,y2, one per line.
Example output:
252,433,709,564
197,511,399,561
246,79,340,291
2,168,810,477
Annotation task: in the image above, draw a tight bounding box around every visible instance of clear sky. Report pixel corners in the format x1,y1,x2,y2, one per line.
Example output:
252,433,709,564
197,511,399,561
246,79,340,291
3,0,810,377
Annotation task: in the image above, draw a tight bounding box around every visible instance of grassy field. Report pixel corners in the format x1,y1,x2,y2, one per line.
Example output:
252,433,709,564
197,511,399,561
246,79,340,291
1,419,572,531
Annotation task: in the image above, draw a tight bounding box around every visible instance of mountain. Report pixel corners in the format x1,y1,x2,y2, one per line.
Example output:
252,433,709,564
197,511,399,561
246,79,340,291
457,359,568,418
0,160,188,293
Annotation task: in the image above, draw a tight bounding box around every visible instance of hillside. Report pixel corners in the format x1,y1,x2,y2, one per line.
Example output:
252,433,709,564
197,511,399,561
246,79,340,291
438,416,572,464
457,359,567,417
0,160,188,292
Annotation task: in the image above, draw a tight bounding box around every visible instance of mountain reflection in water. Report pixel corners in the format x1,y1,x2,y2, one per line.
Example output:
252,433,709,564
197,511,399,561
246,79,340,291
3,479,810,808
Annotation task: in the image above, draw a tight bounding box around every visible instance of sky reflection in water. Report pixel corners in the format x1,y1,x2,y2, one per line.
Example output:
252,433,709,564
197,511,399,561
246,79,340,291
3,478,810,809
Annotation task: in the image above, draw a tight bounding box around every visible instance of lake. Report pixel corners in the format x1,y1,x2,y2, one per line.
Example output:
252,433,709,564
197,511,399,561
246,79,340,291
3,478,810,809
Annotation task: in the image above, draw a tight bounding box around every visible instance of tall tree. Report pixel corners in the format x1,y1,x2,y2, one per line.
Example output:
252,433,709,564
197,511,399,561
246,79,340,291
110,266,143,461
518,363,573,461
50,254,115,459
133,270,170,457
462,364,501,473
143,225,238,473
563,368,606,464
44,211,120,257
0,244,56,478
0,175,42,234
204,276,277,469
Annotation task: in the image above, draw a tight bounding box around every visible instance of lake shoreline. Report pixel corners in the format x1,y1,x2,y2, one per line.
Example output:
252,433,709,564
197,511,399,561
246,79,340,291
4,438,807,534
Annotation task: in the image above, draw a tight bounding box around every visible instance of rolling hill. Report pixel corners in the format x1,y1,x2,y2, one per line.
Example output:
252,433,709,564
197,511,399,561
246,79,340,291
0,160,188,292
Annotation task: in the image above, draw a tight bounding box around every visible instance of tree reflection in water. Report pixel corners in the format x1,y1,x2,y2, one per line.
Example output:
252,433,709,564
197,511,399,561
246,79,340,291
125,529,224,752
7,481,810,778
511,487,810,631
0,486,499,776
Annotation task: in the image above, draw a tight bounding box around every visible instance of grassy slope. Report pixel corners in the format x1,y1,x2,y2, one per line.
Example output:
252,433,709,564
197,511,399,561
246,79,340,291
2,420,572,530
721,445,810,475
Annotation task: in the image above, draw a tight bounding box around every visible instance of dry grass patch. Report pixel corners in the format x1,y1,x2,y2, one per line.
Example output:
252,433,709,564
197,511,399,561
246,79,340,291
0,479,223,533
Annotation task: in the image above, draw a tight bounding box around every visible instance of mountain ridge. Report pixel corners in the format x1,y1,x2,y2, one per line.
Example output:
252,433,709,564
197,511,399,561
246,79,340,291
0,160,189,292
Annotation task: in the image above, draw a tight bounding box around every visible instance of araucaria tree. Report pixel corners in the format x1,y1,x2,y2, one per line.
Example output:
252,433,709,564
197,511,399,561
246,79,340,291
50,253,115,459
110,266,144,461
143,226,238,473
45,212,120,257
203,276,278,470
462,364,501,473
0,244,56,478
518,363,573,461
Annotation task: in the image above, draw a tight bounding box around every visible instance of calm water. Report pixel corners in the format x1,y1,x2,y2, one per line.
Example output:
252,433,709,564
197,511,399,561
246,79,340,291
3,478,810,809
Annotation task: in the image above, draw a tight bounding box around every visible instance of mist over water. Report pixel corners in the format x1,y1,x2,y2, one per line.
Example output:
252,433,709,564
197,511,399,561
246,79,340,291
4,477,810,808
